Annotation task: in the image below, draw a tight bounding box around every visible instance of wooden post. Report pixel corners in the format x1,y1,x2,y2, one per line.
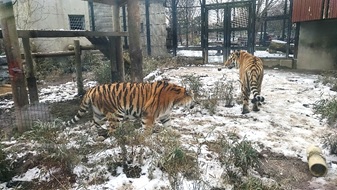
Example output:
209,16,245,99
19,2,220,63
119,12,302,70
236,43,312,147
22,38,39,103
109,36,119,82
127,0,143,82
0,1,29,132
74,40,84,96
112,1,124,81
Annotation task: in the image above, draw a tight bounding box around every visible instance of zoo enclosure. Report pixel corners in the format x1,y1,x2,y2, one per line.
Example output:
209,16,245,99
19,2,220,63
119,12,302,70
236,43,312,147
167,0,294,63
0,30,127,131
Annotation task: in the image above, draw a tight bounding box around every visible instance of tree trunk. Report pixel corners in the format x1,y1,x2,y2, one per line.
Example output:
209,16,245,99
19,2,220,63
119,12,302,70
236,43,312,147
0,1,29,133
127,0,143,82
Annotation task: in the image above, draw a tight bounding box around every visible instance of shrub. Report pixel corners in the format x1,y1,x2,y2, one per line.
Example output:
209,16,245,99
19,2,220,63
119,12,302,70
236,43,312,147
318,71,337,91
313,97,337,126
322,133,337,155
212,75,235,107
92,60,112,84
181,75,203,97
231,139,260,175
35,57,75,79
0,144,15,182
238,176,282,190
23,121,79,172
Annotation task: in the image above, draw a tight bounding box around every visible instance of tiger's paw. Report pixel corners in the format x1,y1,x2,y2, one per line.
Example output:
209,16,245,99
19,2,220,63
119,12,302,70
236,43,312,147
242,108,250,114
252,105,260,112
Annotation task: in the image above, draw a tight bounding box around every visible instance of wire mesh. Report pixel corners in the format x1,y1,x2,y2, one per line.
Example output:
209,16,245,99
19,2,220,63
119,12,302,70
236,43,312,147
0,100,54,130
68,15,85,30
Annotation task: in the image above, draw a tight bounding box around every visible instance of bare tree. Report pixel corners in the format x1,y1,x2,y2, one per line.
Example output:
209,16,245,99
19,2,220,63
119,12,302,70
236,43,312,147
13,0,48,30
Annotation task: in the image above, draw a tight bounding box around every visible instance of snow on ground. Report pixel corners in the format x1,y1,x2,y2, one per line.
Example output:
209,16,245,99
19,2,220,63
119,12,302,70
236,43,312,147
1,50,337,189
177,49,290,63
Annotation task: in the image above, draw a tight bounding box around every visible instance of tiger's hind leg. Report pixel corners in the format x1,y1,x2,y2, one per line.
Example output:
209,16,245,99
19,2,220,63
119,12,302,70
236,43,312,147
242,99,250,114
252,102,260,112
241,87,250,114
251,95,264,112
92,107,111,138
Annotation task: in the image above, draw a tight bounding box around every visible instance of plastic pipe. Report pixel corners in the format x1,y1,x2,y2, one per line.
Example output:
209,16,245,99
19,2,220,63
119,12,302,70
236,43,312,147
306,145,328,177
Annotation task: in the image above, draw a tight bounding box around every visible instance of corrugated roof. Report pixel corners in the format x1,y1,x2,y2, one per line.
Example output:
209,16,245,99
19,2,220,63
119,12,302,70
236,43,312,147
292,0,325,22
328,0,337,19
292,0,337,22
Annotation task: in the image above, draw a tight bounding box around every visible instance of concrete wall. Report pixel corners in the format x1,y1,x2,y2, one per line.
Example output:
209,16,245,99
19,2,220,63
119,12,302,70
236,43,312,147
93,0,168,56
296,19,337,70
14,0,91,52
139,0,168,56
92,3,113,32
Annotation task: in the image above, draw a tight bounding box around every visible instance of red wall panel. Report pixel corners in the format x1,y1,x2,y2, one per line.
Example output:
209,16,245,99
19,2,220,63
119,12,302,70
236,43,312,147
328,0,337,19
292,0,324,22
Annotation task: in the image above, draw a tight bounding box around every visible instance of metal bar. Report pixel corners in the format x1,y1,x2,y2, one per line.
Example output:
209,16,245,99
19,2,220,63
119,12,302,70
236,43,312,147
249,0,256,54
201,0,206,64
286,0,294,59
89,0,95,31
122,5,128,48
145,0,151,56
223,5,230,62
171,0,178,56
205,7,209,64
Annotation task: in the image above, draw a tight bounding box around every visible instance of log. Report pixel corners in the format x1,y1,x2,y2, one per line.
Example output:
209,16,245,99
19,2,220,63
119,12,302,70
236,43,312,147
268,40,294,54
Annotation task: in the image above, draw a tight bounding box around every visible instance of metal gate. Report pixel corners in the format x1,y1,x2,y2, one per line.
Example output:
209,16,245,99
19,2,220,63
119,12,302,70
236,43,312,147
201,1,256,64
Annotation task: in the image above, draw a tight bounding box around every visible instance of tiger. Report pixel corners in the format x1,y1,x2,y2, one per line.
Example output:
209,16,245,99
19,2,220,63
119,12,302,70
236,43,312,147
223,50,264,114
63,81,195,134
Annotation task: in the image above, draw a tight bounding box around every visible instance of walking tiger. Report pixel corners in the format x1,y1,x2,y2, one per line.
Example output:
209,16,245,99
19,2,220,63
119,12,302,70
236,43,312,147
224,50,264,114
63,81,195,134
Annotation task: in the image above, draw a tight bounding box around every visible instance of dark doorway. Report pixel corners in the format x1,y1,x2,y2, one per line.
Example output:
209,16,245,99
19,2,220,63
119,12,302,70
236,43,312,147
201,1,256,64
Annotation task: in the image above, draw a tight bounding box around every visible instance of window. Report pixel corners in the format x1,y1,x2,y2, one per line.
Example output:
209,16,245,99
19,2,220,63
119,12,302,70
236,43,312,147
69,15,85,30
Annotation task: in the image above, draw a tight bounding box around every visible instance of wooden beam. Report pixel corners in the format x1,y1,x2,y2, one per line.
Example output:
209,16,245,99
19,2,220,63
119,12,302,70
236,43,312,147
32,51,75,58
74,40,85,96
0,30,128,38
22,38,39,103
82,0,116,6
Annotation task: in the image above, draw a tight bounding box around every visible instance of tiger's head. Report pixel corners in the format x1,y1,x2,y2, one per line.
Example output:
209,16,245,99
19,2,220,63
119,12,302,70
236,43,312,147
151,81,195,111
224,50,241,69
173,87,195,109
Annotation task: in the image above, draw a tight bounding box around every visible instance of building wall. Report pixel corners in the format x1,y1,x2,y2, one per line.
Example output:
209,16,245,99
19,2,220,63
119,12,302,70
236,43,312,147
139,0,167,56
14,0,91,52
92,3,113,32
93,0,168,56
296,19,337,70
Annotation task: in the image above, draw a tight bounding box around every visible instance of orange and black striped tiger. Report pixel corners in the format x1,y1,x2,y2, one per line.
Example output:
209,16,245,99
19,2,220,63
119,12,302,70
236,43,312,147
64,81,194,133
224,50,264,114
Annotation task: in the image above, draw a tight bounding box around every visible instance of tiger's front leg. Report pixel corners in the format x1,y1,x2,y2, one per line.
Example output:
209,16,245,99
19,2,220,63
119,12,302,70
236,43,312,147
105,112,122,136
141,112,155,134
160,115,171,127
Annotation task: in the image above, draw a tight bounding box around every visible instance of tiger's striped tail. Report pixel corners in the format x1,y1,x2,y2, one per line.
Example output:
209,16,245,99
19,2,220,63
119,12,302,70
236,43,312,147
63,95,91,127
251,86,264,104
249,74,264,104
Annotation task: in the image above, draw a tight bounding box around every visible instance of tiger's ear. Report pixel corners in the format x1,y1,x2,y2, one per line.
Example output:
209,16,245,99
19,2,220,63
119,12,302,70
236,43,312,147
235,50,240,57
185,89,194,97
